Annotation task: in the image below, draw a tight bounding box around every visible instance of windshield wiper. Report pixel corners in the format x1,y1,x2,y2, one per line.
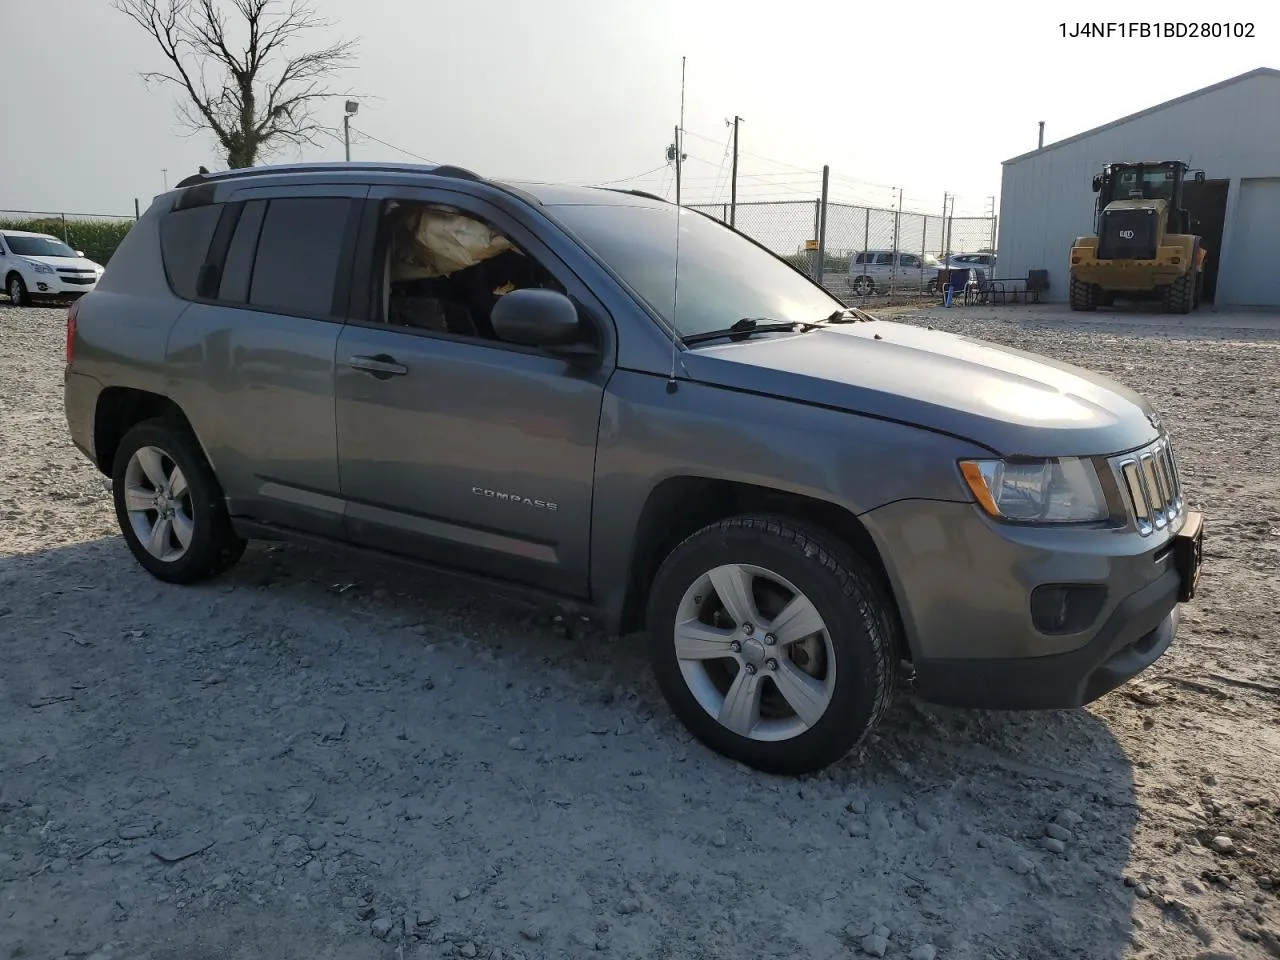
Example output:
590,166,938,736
682,317,820,346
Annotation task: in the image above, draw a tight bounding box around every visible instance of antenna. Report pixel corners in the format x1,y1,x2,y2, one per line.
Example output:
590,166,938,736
666,55,686,394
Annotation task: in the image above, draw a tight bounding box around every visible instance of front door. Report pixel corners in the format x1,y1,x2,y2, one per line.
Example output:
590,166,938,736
333,187,614,596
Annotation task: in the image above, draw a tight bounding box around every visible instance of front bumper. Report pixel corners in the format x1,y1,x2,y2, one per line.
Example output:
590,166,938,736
912,567,1180,709
861,497,1204,710
29,273,100,297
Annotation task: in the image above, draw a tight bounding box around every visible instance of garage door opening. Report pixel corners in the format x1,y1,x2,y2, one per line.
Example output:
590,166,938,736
1182,178,1230,302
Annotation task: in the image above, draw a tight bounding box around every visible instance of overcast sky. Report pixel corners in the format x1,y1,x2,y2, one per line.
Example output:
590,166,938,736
2,0,1273,220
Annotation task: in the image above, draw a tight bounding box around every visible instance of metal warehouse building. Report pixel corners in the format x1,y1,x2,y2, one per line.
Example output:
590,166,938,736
995,67,1280,308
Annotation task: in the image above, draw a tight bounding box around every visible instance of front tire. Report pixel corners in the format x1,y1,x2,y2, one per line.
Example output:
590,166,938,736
646,516,899,775
6,273,28,307
111,418,246,584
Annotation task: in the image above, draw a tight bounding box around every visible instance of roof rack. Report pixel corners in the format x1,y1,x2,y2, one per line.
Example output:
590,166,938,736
174,160,486,190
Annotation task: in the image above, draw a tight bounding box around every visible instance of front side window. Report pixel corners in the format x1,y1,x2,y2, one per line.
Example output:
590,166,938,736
549,202,841,339
900,254,921,268
370,200,566,342
5,234,78,258
249,197,352,316
873,253,894,266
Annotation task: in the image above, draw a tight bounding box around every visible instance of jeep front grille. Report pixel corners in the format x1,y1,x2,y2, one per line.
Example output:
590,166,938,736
1115,436,1182,536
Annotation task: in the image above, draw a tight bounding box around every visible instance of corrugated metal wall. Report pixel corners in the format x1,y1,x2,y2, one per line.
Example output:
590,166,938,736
996,71,1280,307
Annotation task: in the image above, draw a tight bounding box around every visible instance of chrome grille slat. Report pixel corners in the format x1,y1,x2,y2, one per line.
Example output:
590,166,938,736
1115,435,1183,537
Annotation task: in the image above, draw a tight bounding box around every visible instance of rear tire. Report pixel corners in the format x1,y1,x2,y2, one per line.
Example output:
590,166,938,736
111,417,246,584
1069,276,1096,311
1163,269,1194,315
646,515,899,775
6,273,27,307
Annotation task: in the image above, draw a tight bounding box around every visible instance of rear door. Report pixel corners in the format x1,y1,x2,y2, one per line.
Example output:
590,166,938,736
163,185,367,537
332,185,613,595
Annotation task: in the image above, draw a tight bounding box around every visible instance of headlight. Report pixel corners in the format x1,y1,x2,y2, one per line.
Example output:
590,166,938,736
24,260,55,275
959,457,1108,522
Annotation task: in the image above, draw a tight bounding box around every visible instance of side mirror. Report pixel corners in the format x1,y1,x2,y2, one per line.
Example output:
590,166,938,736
1091,175,1102,193
1194,171,1206,182
490,288,598,362
75,250,85,257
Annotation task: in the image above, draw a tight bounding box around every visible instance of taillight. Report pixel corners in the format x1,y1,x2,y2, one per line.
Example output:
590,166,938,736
66,299,80,364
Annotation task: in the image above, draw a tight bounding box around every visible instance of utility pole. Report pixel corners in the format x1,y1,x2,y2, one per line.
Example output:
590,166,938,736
816,164,829,284
728,115,743,228
344,100,360,161
1038,121,1045,149
162,169,168,191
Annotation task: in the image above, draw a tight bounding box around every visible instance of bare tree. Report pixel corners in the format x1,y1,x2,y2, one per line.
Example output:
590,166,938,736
115,0,356,169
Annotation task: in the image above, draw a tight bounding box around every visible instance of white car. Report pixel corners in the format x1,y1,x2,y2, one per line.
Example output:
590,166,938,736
0,230,105,306
846,249,945,295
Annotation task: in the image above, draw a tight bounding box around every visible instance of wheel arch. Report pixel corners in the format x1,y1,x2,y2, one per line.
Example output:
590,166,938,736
93,387,197,476
617,476,907,658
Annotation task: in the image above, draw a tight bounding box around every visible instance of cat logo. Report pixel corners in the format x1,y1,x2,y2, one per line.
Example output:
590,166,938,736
471,486,558,511
1119,229,1135,240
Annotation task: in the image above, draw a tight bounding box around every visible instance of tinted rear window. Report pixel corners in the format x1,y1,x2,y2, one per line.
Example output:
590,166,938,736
249,197,351,316
218,200,267,303
159,205,221,299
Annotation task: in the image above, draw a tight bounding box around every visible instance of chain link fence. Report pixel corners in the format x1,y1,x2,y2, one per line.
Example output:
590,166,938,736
687,199,996,306
0,209,137,267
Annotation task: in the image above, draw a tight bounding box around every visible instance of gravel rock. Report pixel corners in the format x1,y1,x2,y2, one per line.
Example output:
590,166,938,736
1054,810,1084,828
1011,856,1035,875
711,830,727,848
860,934,889,957
1045,823,1074,842
617,897,642,915
356,904,376,920
519,922,546,942
371,917,396,940
1209,836,1235,854
116,822,156,841
1042,837,1067,854
507,736,527,751
454,886,472,901
908,947,938,960
457,942,478,958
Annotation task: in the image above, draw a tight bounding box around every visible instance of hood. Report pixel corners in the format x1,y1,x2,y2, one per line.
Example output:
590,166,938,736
680,320,1160,458
22,254,102,271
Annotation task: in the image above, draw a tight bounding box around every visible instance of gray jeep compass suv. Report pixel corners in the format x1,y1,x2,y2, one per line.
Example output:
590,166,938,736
63,162,1204,774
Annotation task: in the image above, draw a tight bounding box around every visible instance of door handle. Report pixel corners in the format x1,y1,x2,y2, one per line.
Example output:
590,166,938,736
348,354,408,379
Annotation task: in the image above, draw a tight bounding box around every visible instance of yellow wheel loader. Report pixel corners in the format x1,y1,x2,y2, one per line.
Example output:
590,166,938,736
1068,160,1208,314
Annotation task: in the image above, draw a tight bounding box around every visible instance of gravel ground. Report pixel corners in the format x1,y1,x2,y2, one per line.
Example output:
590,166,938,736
2,302,1279,960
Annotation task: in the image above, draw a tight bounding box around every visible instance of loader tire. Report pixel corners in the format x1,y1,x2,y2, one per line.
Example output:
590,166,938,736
1069,276,1096,312
1163,269,1194,315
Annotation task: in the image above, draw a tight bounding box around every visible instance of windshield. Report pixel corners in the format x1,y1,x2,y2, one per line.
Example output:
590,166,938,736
548,202,842,338
4,234,78,258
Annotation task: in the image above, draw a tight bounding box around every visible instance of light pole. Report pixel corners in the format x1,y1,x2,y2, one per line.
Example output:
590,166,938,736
343,100,359,161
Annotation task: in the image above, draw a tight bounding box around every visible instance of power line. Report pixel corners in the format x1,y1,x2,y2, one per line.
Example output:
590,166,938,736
586,163,674,186
348,126,437,165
